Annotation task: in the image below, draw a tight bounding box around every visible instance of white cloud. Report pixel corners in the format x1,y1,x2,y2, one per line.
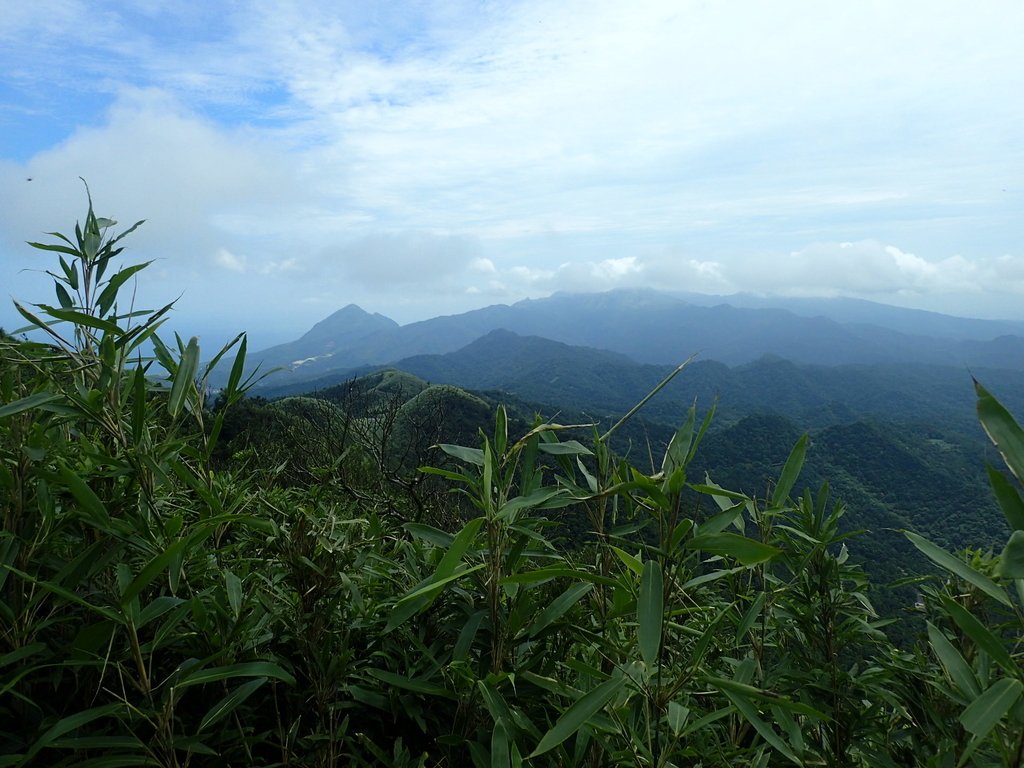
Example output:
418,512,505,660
214,247,246,272
3,0,1024,338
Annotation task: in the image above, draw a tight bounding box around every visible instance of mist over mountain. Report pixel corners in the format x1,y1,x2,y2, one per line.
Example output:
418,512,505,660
231,289,1024,392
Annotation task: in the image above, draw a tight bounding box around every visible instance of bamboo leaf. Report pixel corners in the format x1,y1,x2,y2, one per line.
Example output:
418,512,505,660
906,531,1010,607
120,532,212,607
58,466,112,529
0,392,60,419
638,559,663,667
959,678,1022,737
940,595,1016,673
177,661,295,688
37,305,122,335
662,403,696,475
366,669,456,699
198,677,266,732
528,582,592,638
225,570,243,618
687,532,780,565
997,530,1024,579
529,676,626,758
721,690,801,765
976,379,1024,484
225,333,248,394
771,434,808,508
987,466,1024,531
927,622,981,698
96,262,152,317
54,282,74,309
736,592,766,644
27,241,81,257
438,443,485,466
167,336,200,417
22,703,124,762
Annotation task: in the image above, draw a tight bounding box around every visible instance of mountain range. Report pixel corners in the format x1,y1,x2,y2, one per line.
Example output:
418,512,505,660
228,288,1024,393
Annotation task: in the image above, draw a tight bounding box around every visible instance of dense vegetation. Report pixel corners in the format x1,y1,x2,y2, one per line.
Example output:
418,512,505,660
2,196,1024,766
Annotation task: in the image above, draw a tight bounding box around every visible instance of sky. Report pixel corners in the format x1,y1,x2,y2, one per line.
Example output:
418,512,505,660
2,1,1023,349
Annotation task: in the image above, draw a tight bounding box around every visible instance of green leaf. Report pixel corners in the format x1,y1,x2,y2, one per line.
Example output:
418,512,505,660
959,678,1022,737
667,701,689,737
54,282,74,309
926,622,980,698
771,434,807,508
0,392,60,419
225,571,243,618
438,443,485,466
709,676,823,718
58,466,112,529
96,262,152,317
610,546,643,577
37,305,122,335
177,661,295,688
498,488,572,521
986,466,1024,531
736,592,766,644
537,440,593,456
404,523,454,548
662,403,696,475
687,532,780,565
491,721,511,768
120,530,215,607
366,669,456,699
940,595,1016,673
198,677,266,732
528,582,592,638
906,531,1010,607
721,690,801,765
454,610,486,661
226,333,248,395
976,379,1024,484
638,559,663,667
167,336,200,417
386,514,485,631
997,530,1024,578
529,676,626,758
22,703,124,762
27,241,80,258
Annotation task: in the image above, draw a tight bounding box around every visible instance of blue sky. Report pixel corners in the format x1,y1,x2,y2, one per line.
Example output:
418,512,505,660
2,1,1023,348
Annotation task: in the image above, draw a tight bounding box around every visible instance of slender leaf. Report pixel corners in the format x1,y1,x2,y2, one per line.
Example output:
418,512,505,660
959,678,1022,737
529,676,626,758
22,703,124,762
528,582,593,638
167,336,200,417
940,595,1016,673
177,661,295,688
722,690,801,765
687,533,780,565
198,678,267,732
0,392,59,419
927,622,980,698
906,531,1010,607
638,559,663,667
986,465,1024,531
976,379,1024,484
771,434,808,508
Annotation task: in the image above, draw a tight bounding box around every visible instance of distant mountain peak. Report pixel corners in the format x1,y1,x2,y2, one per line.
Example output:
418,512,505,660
299,304,398,343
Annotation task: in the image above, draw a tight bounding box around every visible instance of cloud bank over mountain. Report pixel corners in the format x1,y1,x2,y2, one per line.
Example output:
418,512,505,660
2,1,1022,345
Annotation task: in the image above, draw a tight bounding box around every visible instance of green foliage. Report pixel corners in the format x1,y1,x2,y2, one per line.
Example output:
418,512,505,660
5,192,1024,765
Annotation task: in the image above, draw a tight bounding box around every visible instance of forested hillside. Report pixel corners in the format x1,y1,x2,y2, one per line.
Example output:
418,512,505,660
4,201,1024,766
